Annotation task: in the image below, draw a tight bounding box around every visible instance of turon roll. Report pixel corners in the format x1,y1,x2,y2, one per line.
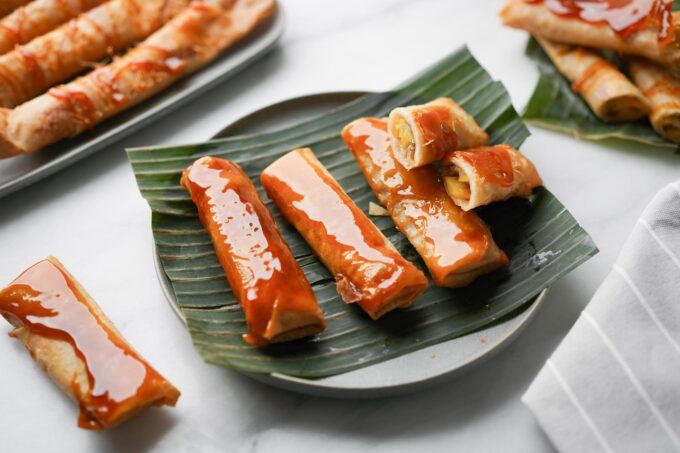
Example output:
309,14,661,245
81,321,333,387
343,118,508,288
260,148,428,320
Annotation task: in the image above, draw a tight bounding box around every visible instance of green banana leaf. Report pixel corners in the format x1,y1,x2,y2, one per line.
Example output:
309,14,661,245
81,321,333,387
523,36,678,149
127,46,597,378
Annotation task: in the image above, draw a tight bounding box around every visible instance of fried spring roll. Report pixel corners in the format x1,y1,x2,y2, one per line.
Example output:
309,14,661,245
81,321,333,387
501,0,680,66
0,0,275,158
537,37,650,122
0,1,30,19
0,257,180,430
0,0,107,57
387,97,488,170
628,57,680,143
441,145,543,211
260,148,428,320
181,156,325,345
342,118,508,288
0,0,191,108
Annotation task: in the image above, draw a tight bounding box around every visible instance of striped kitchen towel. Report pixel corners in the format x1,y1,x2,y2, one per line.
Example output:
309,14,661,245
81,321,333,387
522,182,680,453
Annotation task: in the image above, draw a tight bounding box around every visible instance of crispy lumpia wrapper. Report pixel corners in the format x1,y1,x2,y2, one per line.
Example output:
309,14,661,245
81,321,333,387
387,97,488,169
501,0,680,66
0,0,274,157
537,37,649,122
628,57,680,143
261,148,428,320
0,0,191,108
0,0,107,57
442,145,543,211
181,156,325,345
342,118,508,288
0,257,180,430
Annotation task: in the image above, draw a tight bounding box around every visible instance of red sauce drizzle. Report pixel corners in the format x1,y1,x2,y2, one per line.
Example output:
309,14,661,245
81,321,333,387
18,46,46,92
342,118,505,285
525,0,674,42
413,105,458,161
0,259,173,430
0,5,27,45
181,157,323,345
0,63,22,102
80,14,115,53
644,78,680,97
48,86,98,129
15,4,25,42
456,146,515,188
91,46,186,106
572,60,612,92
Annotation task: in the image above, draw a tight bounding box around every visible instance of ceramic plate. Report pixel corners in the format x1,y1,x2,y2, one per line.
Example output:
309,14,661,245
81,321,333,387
153,92,548,398
0,3,284,199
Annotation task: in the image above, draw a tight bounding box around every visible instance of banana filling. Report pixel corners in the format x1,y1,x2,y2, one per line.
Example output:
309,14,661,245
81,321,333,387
444,168,471,201
393,115,416,162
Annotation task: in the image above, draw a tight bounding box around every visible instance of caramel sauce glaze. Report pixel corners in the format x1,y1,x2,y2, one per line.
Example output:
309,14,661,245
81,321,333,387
260,148,427,319
525,0,674,42
453,145,515,188
181,157,323,344
342,118,506,286
0,258,179,430
413,105,458,161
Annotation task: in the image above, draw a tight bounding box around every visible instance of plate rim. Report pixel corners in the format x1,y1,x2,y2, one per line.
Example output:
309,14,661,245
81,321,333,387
153,243,546,397
151,90,549,398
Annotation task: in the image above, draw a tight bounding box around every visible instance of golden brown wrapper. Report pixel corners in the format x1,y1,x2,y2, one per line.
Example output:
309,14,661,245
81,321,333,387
0,0,275,158
628,57,680,143
501,0,680,66
537,37,650,123
0,0,191,108
0,0,107,57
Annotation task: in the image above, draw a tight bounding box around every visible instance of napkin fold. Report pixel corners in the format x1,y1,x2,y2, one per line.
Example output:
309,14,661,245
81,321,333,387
523,182,680,453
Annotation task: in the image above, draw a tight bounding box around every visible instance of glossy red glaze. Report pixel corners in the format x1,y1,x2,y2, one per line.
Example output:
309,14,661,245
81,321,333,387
260,148,427,319
412,105,458,161
342,118,506,286
525,0,674,41
455,145,515,188
0,259,177,430
181,156,324,344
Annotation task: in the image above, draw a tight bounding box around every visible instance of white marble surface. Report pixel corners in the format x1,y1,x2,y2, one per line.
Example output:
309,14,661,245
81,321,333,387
0,0,678,451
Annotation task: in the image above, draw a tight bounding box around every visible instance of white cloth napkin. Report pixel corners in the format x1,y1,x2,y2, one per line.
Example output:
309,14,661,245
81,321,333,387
522,182,680,453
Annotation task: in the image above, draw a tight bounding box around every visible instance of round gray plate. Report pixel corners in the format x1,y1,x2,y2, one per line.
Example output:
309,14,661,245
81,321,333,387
154,92,548,398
